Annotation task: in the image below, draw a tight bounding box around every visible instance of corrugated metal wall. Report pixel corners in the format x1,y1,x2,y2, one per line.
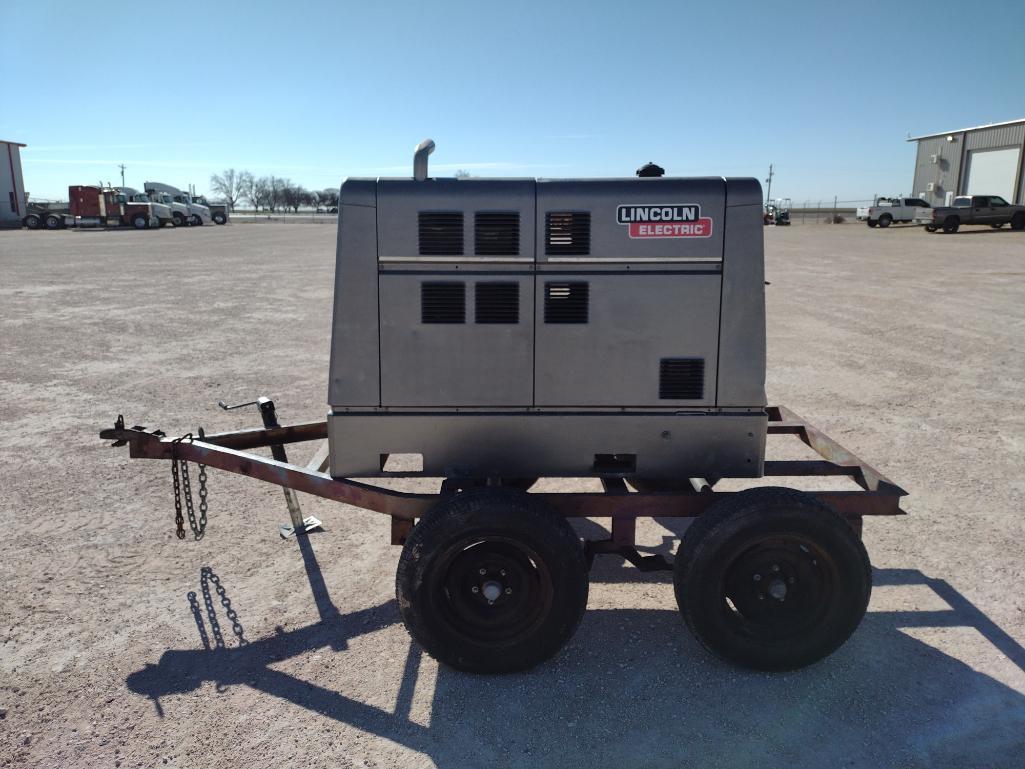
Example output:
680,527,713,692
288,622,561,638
912,135,962,206
913,122,1025,205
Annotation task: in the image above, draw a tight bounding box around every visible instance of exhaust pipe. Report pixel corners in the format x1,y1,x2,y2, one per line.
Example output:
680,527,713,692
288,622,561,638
413,138,435,181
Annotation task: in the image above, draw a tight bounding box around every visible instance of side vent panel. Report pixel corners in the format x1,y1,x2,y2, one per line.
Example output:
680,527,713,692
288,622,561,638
475,212,520,256
418,212,464,256
659,358,705,400
475,282,519,324
421,282,465,324
544,282,589,324
545,211,591,256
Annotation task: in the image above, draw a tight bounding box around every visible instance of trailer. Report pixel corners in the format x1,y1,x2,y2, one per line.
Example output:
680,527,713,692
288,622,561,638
99,140,907,675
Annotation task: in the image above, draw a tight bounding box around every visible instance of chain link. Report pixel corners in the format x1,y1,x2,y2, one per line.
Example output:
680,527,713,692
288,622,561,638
171,434,208,540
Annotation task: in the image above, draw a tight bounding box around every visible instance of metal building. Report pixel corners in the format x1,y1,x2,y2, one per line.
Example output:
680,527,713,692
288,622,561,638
1,140,27,228
909,118,1025,207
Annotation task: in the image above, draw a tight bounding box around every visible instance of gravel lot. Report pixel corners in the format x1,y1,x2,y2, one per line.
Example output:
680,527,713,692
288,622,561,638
2,221,1024,768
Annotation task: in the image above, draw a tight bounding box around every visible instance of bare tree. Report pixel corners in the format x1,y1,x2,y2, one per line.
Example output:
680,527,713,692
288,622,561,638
280,182,309,214
454,169,471,179
243,175,270,212
209,168,247,211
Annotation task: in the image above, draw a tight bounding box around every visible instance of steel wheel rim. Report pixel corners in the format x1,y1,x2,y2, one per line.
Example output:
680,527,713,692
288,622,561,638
429,536,553,647
719,533,836,642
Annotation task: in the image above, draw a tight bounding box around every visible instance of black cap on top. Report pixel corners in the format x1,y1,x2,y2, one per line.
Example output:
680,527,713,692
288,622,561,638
636,162,665,178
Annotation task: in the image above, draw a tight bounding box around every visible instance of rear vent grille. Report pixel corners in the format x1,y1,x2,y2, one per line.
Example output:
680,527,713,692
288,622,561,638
475,212,520,256
545,211,591,256
544,282,589,324
475,282,519,324
418,212,464,256
659,358,705,400
421,282,465,323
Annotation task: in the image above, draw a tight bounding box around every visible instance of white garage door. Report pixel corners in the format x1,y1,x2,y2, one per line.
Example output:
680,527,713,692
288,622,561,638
964,147,1020,202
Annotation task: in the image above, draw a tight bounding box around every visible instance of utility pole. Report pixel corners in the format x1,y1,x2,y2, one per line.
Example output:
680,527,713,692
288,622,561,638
118,164,126,190
764,164,774,205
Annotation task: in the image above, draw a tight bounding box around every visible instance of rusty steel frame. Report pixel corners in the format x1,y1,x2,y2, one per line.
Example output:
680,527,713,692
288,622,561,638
100,405,906,540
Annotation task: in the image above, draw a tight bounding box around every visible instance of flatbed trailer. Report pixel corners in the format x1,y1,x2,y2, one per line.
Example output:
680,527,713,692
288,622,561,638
101,401,906,670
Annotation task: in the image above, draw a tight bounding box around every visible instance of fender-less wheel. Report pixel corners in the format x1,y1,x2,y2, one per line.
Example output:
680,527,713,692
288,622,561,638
878,214,892,228
673,487,871,671
131,213,149,229
396,487,588,673
44,214,63,229
172,212,186,227
866,220,877,228
24,213,41,229
213,211,227,225
941,217,959,234
1011,213,1025,231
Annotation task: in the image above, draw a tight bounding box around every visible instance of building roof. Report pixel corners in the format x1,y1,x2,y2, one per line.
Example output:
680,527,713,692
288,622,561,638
908,118,1025,142
0,140,27,147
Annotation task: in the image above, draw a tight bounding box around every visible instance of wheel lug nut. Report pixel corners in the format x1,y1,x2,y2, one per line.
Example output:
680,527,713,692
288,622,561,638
753,574,762,582
471,586,479,593
504,587,512,595
771,564,780,572
758,593,765,600
478,569,486,576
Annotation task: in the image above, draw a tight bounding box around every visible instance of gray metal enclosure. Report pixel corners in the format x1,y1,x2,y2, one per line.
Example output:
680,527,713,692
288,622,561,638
327,162,767,481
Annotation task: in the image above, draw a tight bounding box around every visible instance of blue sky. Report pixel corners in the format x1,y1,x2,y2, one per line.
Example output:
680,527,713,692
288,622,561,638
3,0,1023,202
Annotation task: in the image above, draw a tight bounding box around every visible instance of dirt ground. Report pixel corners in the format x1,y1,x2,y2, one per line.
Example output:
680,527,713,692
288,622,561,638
2,220,1024,768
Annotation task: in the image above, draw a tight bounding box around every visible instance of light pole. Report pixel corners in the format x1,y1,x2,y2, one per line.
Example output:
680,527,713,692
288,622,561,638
764,164,774,205
118,164,126,190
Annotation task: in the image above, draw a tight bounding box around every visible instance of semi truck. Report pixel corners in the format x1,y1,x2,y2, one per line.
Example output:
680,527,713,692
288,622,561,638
25,186,162,229
119,188,173,227
190,194,229,224
144,182,211,225
915,195,1025,233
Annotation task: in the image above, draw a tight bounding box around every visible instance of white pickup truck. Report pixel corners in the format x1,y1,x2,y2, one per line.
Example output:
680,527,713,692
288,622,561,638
856,197,931,228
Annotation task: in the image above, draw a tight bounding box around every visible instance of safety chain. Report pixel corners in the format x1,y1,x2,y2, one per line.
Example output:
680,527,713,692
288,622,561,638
201,567,248,646
171,433,208,540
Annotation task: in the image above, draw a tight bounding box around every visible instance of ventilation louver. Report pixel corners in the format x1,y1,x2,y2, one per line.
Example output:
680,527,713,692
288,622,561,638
545,212,591,256
544,282,589,324
418,212,464,256
659,358,705,400
475,212,520,256
475,282,519,324
421,282,465,323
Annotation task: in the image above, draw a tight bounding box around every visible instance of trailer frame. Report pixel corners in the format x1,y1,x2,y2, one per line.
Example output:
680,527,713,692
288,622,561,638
100,403,906,557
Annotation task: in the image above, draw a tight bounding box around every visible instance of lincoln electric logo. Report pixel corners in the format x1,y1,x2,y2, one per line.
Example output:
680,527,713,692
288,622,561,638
616,203,713,238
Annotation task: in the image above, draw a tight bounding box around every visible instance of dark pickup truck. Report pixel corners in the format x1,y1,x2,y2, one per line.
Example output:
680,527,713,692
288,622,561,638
916,195,1025,233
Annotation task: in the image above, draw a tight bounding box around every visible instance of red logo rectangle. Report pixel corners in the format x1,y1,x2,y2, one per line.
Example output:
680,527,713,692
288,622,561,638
627,218,713,238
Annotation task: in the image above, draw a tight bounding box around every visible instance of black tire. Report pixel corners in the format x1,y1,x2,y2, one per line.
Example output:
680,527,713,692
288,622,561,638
1011,213,1025,231
673,487,871,671
924,225,937,233
213,211,227,225
628,476,719,493
866,220,877,228
396,487,588,673
990,223,1004,229
131,213,149,229
172,212,186,227
44,214,62,230
190,214,202,226
878,214,892,228
24,213,41,229
941,217,959,234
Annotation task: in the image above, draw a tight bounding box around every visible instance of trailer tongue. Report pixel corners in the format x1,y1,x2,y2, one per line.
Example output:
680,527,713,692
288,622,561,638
99,140,907,673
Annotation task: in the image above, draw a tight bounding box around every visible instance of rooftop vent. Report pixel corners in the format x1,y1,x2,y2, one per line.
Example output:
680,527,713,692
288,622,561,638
636,162,665,177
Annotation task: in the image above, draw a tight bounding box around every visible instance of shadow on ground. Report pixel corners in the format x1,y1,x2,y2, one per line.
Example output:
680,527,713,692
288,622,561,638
127,530,1025,768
